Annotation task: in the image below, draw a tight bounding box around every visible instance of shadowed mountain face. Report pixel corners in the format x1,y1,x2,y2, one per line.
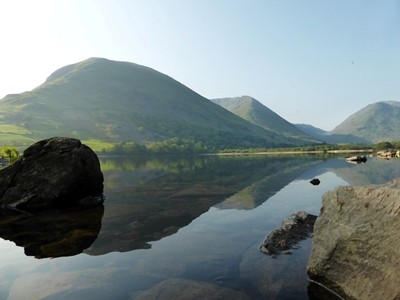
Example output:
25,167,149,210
212,96,316,144
0,58,312,149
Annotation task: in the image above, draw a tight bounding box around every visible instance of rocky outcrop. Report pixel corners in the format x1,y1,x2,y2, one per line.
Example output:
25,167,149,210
307,179,400,300
377,151,396,159
0,137,103,210
345,155,367,163
260,211,317,255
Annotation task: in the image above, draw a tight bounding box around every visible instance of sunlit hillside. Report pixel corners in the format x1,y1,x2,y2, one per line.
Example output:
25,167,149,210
212,96,315,142
330,101,400,143
0,58,317,150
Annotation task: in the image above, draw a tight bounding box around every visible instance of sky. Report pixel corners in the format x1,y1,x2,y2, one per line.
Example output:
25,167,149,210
0,0,399,130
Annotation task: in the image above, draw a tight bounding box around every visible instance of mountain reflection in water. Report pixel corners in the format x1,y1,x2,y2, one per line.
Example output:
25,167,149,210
1,156,400,299
87,155,322,255
2,155,399,259
87,155,400,256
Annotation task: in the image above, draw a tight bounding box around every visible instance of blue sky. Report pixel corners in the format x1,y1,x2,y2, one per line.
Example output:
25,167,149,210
0,0,399,130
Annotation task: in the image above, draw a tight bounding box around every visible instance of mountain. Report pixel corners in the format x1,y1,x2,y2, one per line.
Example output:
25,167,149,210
329,101,400,143
295,124,368,144
0,58,314,150
295,124,327,138
211,96,316,143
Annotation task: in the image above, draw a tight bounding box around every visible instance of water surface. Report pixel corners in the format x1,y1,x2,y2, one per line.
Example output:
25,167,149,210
0,155,399,299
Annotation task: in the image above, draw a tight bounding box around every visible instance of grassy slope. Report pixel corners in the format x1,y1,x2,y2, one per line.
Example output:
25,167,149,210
212,96,316,143
329,101,400,143
0,58,313,150
295,123,369,145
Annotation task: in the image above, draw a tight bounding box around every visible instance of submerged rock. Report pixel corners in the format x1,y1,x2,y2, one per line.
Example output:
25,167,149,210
241,238,313,298
135,278,250,300
0,137,103,210
7,268,135,300
260,211,317,256
307,178,400,300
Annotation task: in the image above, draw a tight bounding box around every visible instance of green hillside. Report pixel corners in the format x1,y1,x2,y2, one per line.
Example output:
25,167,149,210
212,96,316,143
0,58,314,150
295,123,369,144
329,101,400,143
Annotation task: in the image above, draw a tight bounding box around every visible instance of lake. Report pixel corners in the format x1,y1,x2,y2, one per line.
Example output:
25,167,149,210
0,155,399,299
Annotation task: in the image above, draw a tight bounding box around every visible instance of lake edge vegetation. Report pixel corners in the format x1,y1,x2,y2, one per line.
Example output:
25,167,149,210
2,139,400,159
97,139,400,156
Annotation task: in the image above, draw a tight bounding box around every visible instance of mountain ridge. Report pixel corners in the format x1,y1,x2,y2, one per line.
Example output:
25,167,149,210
329,100,400,143
211,96,316,143
1,58,396,149
0,58,315,149
295,100,400,144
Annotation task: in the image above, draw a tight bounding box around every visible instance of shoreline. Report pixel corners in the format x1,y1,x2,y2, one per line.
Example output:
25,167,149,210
97,149,375,158
212,149,374,156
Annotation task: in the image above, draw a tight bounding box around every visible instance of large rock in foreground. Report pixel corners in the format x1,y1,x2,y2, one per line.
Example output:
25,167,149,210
307,179,400,300
0,137,103,210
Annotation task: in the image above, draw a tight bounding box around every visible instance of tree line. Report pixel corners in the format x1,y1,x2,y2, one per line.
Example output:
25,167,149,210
372,141,400,150
101,139,400,156
0,147,20,163
2,140,400,161
101,138,209,156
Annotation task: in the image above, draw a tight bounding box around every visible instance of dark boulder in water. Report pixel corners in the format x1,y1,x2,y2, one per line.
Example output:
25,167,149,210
0,137,103,210
310,178,320,185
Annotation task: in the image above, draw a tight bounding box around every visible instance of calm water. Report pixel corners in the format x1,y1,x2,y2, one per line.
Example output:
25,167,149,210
0,155,399,299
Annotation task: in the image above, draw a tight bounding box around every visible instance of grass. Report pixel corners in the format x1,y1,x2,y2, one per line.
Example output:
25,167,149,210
82,139,114,152
0,58,318,149
0,124,32,135
0,134,37,150
0,136,114,154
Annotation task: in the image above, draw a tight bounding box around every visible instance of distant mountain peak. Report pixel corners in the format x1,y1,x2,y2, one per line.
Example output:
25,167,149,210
212,96,317,143
329,100,400,143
